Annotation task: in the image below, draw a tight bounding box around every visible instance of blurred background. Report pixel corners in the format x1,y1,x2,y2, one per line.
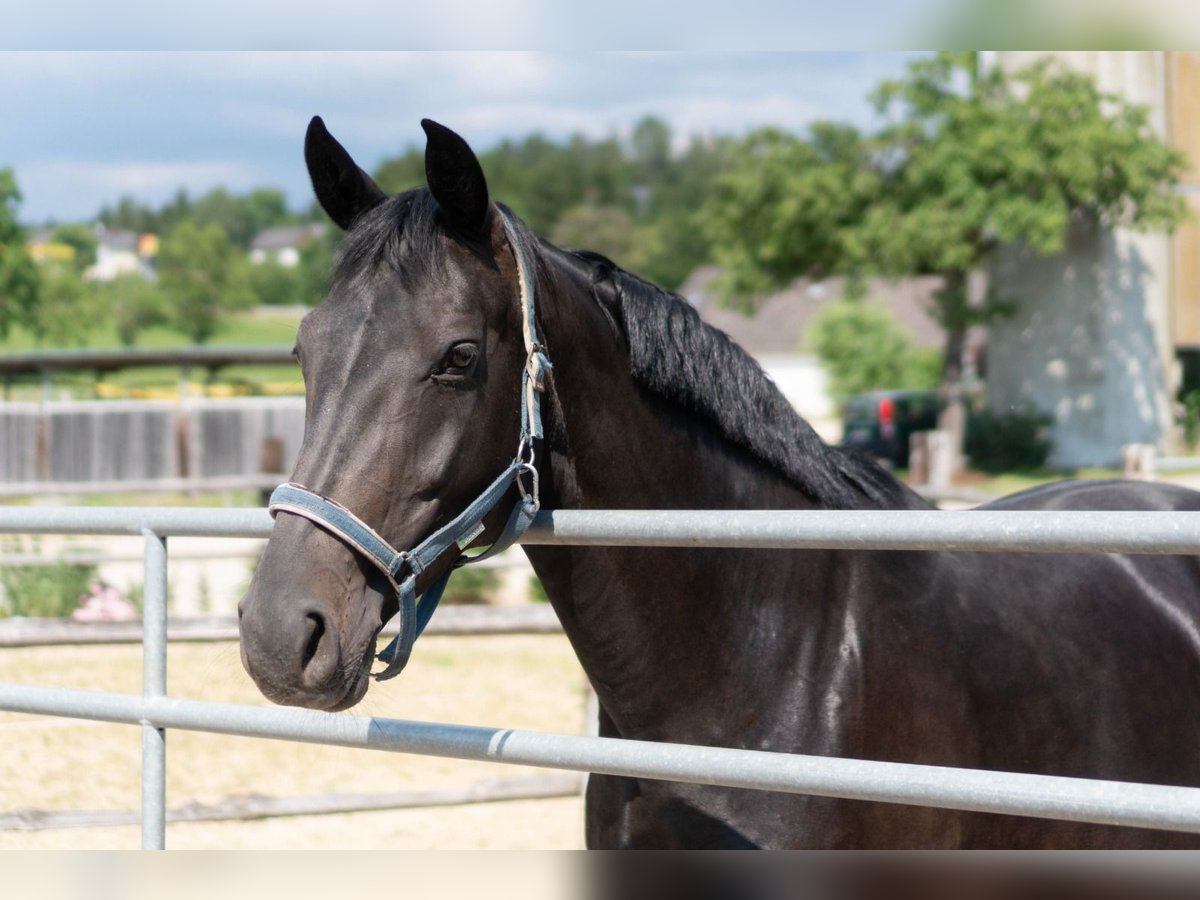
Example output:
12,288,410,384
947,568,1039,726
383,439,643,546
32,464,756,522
5,39,1200,851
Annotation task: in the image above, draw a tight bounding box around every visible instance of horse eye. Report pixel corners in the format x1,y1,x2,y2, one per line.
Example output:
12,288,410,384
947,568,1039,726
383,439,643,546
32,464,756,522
438,342,478,377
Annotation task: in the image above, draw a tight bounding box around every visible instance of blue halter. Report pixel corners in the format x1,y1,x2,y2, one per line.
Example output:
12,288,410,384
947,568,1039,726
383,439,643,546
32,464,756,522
267,209,551,681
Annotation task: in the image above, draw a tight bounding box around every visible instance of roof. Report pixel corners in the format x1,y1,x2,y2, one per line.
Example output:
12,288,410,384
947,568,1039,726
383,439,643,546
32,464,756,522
96,229,139,252
250,224,326,252
679,267,947,356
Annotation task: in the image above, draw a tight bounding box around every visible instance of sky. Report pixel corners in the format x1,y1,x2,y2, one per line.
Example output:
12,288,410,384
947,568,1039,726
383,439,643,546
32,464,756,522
0,52,922,226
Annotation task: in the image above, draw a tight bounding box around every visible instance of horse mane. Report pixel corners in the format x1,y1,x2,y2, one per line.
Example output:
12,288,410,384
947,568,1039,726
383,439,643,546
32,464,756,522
569,250,924,510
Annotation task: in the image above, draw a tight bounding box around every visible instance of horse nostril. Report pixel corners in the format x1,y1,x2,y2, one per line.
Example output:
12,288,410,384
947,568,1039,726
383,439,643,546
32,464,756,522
302,612,326,669
298,609,341,692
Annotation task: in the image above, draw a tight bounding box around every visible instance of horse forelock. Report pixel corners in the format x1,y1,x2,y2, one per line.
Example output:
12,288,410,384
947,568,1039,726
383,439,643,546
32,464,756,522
331,189,446,289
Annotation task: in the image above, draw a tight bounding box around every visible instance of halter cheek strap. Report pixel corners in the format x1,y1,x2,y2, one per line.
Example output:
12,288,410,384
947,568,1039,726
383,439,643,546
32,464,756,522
267,208,549,681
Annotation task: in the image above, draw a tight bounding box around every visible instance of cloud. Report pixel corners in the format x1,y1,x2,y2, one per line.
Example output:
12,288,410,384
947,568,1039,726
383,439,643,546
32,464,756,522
3,51,920,223
18,160,262,222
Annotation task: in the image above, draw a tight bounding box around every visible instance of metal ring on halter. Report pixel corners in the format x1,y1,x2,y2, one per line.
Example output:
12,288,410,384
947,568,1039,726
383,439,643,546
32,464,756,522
517,459,539,503
517,436,536,466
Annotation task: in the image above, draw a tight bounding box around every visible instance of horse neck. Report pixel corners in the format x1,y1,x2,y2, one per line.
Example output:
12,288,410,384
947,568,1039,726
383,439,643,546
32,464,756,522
522,250,864,739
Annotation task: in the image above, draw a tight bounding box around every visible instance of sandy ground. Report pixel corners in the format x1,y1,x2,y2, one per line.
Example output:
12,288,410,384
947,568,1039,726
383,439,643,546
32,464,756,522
0,634,590,849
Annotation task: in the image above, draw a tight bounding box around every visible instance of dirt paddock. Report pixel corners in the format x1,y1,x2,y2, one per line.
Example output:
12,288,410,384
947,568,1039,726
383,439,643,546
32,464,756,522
0,632,589,849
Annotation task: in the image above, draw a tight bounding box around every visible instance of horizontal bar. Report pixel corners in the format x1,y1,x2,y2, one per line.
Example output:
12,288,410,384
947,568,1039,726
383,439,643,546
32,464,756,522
524,509,1200,554
2,507,1200,554
2,684,1199,834
0,506,273,537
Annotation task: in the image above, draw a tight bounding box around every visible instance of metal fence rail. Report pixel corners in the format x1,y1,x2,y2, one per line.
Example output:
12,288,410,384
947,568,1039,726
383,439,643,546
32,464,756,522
5,505,1200,553
3,505,1200,848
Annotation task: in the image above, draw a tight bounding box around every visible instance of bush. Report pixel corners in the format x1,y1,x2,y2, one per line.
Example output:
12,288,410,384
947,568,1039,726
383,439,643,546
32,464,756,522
528,575,549,604
1179,389,1200,450
809,299,940,402
965,406,1054,472
440,565,501,605
0,537,98,618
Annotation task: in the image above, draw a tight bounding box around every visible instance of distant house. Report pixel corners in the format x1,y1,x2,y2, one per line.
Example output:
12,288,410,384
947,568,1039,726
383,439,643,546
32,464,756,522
679,266,946,427
249,224,326,268
85,226,155,281
25,229,75,266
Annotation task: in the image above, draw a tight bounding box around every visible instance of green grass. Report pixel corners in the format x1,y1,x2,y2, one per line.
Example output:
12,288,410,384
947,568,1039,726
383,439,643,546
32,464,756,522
0,308,305,353
958,467,1122,498
1,309,305,399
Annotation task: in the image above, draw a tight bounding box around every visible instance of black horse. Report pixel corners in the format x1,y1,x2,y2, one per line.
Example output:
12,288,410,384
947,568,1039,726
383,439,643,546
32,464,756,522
238,117,1200,848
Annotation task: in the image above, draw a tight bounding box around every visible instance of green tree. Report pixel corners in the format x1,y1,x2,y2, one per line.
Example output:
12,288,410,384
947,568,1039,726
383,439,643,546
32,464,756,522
630,116,672,189
0,169,39,339
551,203,661,274
246,257,302,307
705,123,880,307
51,223,98,274
158,221,253,343
192,187,295,248
809,299,939,402
29,267,103,347
98,275,169,347
369,123,733,291
373,146,426,195
863,53,1185,380
706,52,1188,455
296,226,338,305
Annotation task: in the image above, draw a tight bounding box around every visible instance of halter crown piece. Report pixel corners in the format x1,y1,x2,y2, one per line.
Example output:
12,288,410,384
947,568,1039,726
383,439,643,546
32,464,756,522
267,208,551,680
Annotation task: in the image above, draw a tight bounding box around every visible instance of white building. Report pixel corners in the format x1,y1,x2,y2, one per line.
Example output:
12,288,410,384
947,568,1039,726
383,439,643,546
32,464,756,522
249,224,326,267
985,52,1199,467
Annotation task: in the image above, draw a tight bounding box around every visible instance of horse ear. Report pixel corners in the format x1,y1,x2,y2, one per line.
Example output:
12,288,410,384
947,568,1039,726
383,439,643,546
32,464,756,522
421,119,490,237
305,116,386,231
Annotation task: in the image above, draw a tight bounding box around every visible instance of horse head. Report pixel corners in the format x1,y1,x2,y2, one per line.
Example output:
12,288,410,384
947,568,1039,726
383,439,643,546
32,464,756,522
238,118,533,711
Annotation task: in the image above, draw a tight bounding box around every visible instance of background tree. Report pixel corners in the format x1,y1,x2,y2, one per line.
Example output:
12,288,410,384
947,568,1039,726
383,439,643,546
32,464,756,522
705,123,881,308
246,257,302,307
50,223,98,274
0,169,39,339
29,267,102,346
705,52,1188,457
551,204,659,274
192,187,296,248
370,118,731,291
157,221,253,343
98,275,169,346
864,53,1185,387
808,300,940,402
296,226,338,305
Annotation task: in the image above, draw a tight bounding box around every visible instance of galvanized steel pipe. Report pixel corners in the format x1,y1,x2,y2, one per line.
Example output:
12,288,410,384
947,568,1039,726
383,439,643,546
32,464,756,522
2,507,1200,554
139,531,167,849
2,683,1200,835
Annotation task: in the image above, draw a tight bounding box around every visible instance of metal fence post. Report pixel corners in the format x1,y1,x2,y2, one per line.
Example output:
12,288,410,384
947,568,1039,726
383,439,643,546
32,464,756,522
140,530,167,849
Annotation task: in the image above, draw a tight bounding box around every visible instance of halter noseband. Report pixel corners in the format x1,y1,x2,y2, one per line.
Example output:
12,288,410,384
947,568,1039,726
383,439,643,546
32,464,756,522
267,208,551,681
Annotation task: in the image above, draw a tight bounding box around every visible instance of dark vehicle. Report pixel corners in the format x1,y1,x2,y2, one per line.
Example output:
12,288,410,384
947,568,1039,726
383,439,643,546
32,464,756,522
841,389,939,467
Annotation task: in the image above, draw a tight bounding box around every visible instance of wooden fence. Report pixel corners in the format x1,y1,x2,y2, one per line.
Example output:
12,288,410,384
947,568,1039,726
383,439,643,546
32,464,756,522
0,397,305,495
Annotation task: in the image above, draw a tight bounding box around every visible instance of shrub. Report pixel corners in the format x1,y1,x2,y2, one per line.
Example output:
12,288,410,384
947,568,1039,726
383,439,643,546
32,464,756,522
440,565,501,605
809,299,940,402
0,537,98,618
965,406,1054,472
528,575,549,604
1179,389,1200,449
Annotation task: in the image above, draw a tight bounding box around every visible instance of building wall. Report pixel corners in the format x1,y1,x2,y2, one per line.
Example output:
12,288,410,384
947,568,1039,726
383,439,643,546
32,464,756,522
1169,52,1200,349
987,51,1176,467
988,220,1171,467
